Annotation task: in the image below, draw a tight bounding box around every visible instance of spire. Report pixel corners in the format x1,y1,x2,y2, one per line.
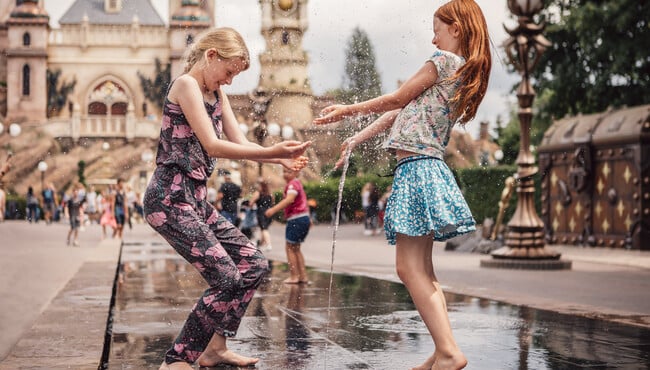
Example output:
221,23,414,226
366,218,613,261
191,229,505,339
9,0,49,21
171,0,210,27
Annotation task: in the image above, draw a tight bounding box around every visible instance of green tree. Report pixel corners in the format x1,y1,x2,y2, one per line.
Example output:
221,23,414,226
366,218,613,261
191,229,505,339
138,58,171,111
533,0,650,119
333,27,389,174
341,27,382,104
46,69,76,118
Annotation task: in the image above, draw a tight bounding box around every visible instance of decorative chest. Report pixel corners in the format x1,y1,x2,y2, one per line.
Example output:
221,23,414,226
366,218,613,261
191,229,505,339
538,104,650,249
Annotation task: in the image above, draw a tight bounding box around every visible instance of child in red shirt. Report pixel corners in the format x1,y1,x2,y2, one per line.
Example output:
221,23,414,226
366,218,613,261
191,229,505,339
265,168,311,284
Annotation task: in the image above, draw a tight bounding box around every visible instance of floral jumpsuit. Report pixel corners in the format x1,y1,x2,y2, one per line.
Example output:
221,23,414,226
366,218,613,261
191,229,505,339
143,91,269,364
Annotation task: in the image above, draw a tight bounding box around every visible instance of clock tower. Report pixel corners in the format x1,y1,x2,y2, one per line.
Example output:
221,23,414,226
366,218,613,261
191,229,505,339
258,0,313,130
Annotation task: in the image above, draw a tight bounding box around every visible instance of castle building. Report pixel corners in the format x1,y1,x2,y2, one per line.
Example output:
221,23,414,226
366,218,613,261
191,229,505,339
0,0,216,141
0,0,339,193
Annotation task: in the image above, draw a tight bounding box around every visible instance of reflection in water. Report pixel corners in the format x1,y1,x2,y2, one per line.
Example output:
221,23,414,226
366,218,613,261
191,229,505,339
107,243,650,369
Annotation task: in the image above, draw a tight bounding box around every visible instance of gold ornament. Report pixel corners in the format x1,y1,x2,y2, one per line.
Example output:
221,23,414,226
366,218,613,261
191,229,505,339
278,0,294,11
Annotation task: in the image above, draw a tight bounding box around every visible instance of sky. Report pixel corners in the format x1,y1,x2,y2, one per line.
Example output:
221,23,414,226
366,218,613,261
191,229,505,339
44,0,522,138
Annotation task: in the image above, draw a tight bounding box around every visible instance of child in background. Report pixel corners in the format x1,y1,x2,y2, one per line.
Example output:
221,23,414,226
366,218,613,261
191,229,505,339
100,192,117,239
314,1,491,368
265,168,311,284
238,200,258,240
250,180,274,250
66,183,86,246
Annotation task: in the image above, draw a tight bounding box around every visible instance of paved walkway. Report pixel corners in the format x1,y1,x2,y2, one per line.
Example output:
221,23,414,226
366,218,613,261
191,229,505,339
265,223,650,327
0,221,649,369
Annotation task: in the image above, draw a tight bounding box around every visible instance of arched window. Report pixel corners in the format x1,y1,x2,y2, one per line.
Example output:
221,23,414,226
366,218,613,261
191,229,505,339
111,102,127,115
88,102,107,115
22,64,30,96
22,32,31,46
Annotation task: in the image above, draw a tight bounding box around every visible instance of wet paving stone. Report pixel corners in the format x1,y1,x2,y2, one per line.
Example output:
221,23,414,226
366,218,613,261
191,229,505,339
107,242,650,369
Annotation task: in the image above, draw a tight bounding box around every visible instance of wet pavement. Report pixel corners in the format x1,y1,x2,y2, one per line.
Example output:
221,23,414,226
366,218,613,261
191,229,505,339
108,242,650,369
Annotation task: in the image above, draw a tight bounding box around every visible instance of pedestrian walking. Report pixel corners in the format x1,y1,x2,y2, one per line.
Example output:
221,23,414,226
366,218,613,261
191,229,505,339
237,199,257,240
26,186,39,223
142,27,310,370
250,180,273,251
113,178,128,239
361,182,380,236
265,168,311,284
217,171,241,225
314,1,492,368
100,191,117,239
41,182,58,224
65,183,86,246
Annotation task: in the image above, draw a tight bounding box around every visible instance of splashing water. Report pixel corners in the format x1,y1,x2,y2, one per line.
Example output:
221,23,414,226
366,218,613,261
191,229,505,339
324,142,354,364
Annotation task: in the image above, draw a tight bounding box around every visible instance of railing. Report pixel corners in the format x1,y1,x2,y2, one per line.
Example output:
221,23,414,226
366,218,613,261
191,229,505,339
80,115,126,136
43,115,159,141
48,26,168,48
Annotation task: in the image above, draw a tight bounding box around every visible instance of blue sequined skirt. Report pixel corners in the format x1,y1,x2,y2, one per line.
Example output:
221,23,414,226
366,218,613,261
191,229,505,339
384,155,476,245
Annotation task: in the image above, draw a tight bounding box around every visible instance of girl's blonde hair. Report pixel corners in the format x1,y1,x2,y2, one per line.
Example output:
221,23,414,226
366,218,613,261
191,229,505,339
435,0,492,125
183,27,251,73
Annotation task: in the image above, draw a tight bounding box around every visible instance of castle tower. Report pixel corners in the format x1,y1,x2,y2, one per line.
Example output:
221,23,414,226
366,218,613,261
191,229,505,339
6,0,49,123
258,0,313,130
168,0,212,79
169,0,215,26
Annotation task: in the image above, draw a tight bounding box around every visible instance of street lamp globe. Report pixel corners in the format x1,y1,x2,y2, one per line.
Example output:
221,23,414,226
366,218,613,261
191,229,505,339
267,122,281,137
141,149,154,164
9,123,21,137
281,125,294,140
38,161,48,173
102,141,110,151
239,123,249,135
494,149,504,162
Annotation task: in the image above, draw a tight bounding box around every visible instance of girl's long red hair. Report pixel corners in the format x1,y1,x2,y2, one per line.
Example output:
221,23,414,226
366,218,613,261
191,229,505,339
435,0,492,125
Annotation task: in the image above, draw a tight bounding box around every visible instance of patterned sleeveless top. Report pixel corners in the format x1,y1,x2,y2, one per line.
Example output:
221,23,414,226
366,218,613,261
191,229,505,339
383,49,465,159
154,89,223,181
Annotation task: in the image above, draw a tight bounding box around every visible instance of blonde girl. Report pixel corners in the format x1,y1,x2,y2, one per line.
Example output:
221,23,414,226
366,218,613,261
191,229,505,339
143,27,310,370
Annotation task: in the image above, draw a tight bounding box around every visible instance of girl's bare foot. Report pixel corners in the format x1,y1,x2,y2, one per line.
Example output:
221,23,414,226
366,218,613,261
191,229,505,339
159,361,193,370
197,349,259,368
283,277,300,284
431,352,467,370
411,353,436,370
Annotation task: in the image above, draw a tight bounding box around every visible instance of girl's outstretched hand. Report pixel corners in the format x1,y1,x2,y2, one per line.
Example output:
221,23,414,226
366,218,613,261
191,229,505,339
334,137,357,169
313,104,349,125
279,156,309,171
271,140,312,158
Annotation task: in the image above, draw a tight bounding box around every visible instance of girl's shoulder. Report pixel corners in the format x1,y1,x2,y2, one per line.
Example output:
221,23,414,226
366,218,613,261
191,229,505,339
167,75,198,104
428,49,465,77
429,49,464,62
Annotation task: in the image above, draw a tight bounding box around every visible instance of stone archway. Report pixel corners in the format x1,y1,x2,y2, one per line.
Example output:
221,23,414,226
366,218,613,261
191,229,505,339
82,77,134,137
87,79,130,117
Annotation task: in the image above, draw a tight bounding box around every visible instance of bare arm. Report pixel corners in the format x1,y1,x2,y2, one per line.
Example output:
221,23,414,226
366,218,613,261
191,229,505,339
265,192,297,217
333,110,400,169
313,61,438,125
216,88,310,171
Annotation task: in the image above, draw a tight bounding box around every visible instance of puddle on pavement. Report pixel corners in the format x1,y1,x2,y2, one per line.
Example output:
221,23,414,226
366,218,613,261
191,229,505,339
107,243,650,369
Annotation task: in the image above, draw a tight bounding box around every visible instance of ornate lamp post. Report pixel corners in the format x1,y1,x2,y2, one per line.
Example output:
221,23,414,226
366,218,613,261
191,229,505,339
37,160,48,193
487,0,567,266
